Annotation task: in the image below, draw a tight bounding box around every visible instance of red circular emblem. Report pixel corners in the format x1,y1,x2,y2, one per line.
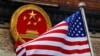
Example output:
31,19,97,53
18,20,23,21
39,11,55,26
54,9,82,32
10,4,52,44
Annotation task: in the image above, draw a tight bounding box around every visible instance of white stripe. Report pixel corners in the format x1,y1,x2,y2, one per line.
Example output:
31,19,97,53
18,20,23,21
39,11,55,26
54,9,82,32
35,33,87,42
53,21,66,27
27,41,89,50
17,48,26,56
21,33,88,47
26,49,91,56
43,26,68,34
67,36,87,42
16,46,23,52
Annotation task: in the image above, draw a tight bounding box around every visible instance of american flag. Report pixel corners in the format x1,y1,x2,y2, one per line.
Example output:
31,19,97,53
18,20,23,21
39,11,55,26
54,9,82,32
16,10,91,56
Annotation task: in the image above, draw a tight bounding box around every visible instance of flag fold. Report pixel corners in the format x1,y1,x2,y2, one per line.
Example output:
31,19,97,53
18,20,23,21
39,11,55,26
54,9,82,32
16,10,91,56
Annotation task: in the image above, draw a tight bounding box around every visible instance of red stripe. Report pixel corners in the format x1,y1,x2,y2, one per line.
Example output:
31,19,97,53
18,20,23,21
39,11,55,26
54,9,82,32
22,52,26,56
16,47,24,55
26,45,90,54
53,22,68,28
16,52,26,56
16,48,26,56
44,30,67,35
34,37,88,46
29,54,53,56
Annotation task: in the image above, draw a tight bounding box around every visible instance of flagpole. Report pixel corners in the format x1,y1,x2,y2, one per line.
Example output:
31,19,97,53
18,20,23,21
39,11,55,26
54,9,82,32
78,2,94,56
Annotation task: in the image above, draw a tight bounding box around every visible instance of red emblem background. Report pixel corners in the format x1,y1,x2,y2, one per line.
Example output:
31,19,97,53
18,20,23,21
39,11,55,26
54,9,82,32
10,4,52,47
17,10,47,35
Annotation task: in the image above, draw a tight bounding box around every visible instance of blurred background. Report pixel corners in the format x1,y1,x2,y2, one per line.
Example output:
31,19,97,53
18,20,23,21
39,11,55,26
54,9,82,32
0,0,99,56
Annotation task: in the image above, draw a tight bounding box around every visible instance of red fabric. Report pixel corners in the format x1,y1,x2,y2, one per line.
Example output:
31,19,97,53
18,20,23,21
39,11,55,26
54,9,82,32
17,10,47,35
15,10,48,48
15,38,32,48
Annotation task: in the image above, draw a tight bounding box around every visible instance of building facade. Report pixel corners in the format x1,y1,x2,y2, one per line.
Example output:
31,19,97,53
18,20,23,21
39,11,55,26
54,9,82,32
0,0,100,56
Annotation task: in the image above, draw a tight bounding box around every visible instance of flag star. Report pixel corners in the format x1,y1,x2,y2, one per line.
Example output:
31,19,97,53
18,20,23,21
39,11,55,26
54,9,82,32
75,22,77,25
77,25,79,28
79,22,82,25
23,16,27,20
33,22,37,26
70,30,72,33
29,11,36,19
73,31,75,33
82,33,84,36
27,21,31,25
71,34,73,36
73,25,75,27
80,28,83,31
38,18,42,22
71,28,73,30
78,31,81,33
76,34,79,36
76,19,78,22
75,28,77,31
78,17,81,19
72,17,74,20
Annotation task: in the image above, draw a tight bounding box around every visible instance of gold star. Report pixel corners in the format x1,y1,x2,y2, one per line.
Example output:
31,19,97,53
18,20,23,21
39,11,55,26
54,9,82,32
23,16,27,20
29,11,36,19
38,18,42,22
33,22,37,26
27,21,31,25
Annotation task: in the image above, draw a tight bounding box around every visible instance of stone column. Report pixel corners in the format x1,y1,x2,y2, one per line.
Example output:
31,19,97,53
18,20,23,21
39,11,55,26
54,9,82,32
0,23,15,56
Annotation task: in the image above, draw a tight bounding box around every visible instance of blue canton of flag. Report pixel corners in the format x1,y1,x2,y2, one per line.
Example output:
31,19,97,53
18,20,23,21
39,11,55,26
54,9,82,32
65,10,86,37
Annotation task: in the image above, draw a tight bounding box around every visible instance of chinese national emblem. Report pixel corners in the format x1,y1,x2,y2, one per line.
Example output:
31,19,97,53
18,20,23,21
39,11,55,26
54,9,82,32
10,4,52,47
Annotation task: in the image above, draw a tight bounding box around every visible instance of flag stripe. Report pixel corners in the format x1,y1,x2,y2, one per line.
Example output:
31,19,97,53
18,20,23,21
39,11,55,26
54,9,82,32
43,26,68,35
21,33,88,47
26,45,90,54
34,33,88,42
16,46,23,52
26,41,89,50
17,48,26,56
26,49,90,56
43,29,67,35
53,21,68,28
28,54,53,56
32,37,88,46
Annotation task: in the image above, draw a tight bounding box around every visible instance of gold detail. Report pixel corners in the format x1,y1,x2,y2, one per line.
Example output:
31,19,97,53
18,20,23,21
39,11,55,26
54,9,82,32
23,16,27,20
33,22,37,26
38,18,42,22
19,30,39,39
24,30,39,38
27,21,31,25
10,4,52,42
18,36,26,43
29,11,36,19
26,30,39,35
